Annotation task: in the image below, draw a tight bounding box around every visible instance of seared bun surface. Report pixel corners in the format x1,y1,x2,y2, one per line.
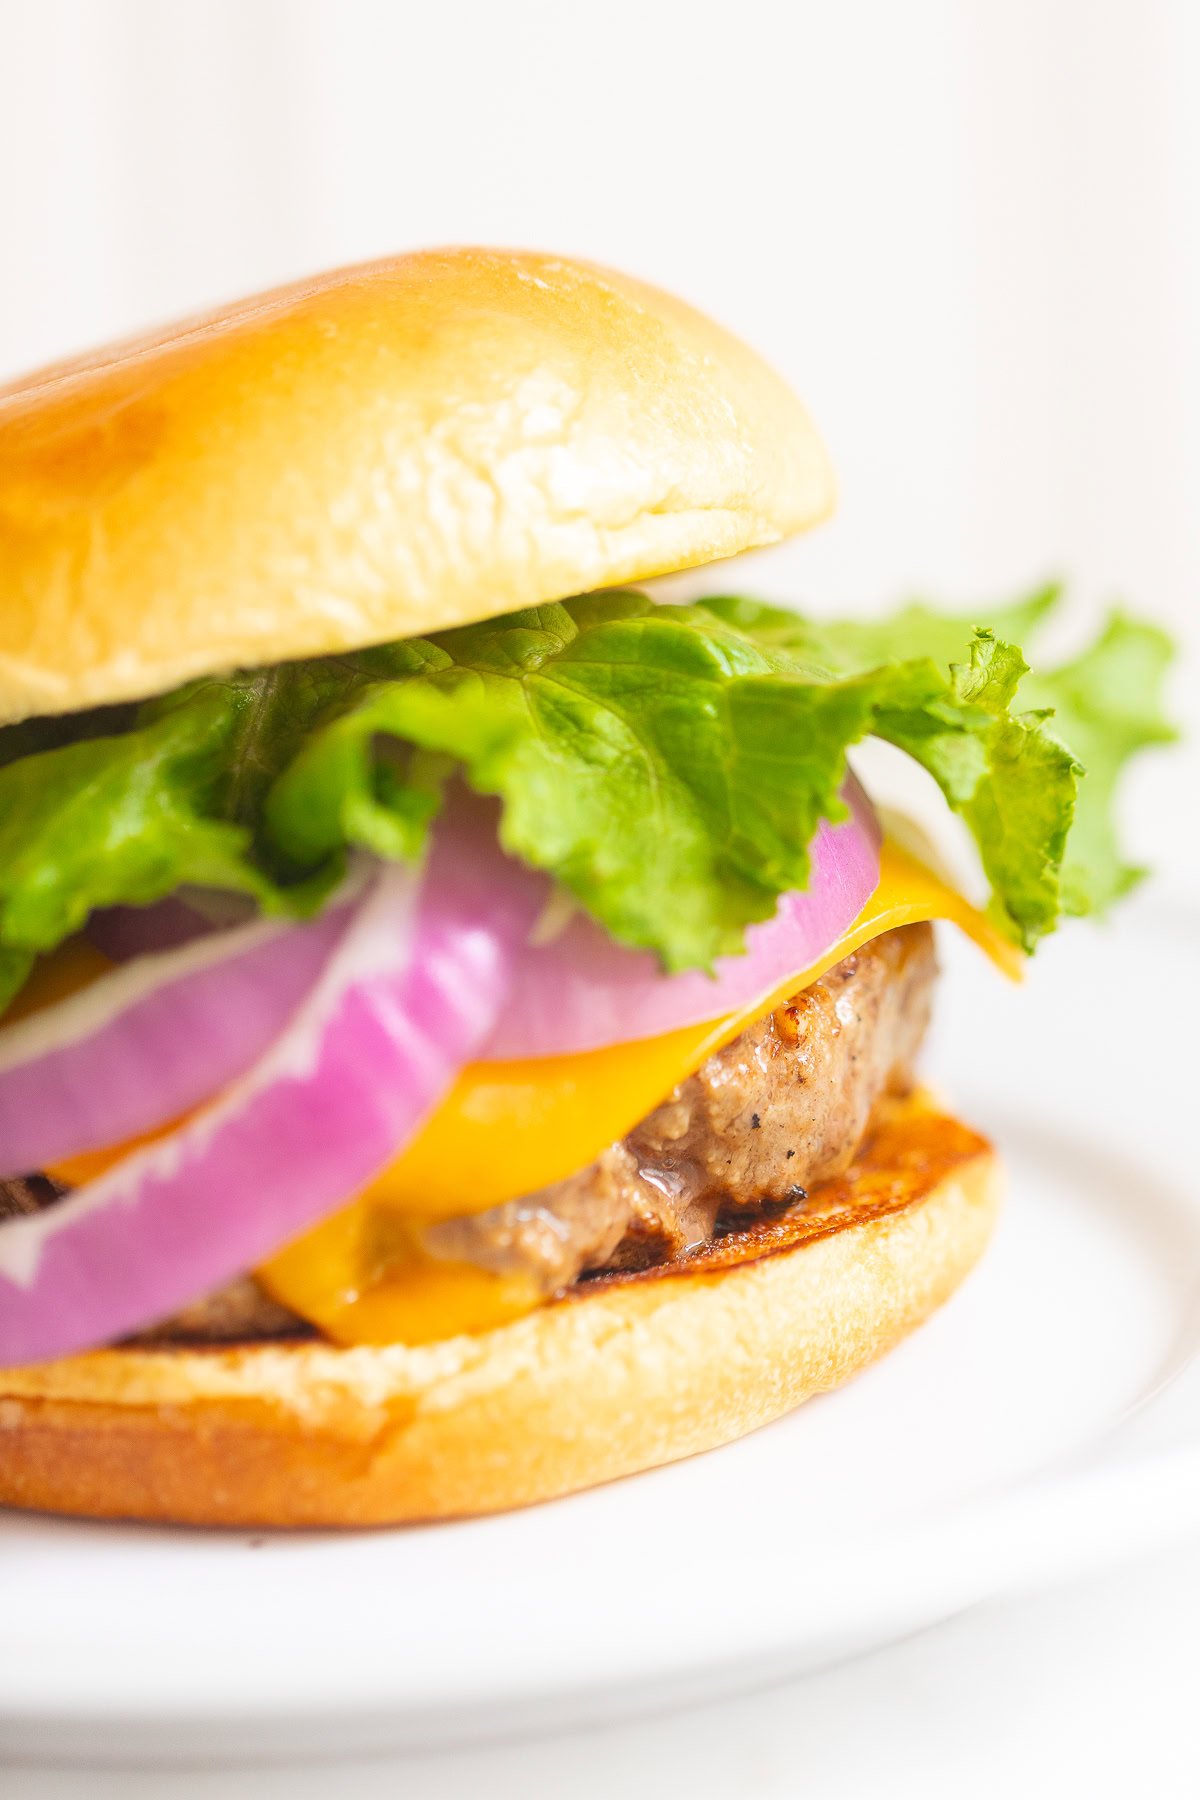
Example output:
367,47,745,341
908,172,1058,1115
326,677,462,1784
0,1100,998,1527
0,248,833,725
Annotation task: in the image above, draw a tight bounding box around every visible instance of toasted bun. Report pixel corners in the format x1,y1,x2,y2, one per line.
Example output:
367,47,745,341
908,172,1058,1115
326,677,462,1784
0,249,833,725
0,1102,998,1527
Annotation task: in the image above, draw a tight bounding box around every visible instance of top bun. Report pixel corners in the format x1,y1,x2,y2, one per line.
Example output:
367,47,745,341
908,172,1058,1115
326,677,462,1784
0,248,834,725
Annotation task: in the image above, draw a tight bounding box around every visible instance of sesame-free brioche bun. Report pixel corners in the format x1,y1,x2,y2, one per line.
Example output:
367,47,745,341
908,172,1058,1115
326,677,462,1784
0,248,834,725
0,1102,998,1528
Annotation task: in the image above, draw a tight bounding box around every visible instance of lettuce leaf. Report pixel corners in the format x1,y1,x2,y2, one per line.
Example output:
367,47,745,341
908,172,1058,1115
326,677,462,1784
0,668,374,1010
266,585,1172,961
0,585,1174,1006
1019,614,1177,915
0,690,271,948
698,587,1176,935
268,595,882,970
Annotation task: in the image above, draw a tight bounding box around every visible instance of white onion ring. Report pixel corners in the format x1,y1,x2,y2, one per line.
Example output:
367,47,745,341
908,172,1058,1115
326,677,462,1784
483,778,882,1059
0,804,545,1366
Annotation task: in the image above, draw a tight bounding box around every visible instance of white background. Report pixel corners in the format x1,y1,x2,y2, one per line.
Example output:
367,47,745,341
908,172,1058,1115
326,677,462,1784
0,2,1197,1793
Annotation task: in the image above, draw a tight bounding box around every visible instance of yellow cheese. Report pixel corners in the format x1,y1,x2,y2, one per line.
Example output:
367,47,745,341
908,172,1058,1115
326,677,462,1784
257,840,1020,1343
7,937,113,1022
257,1205,543,1346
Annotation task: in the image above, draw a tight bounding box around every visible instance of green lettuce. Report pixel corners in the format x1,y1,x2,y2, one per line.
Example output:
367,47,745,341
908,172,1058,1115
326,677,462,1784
1018,614,1176,915
0,585,1174,1010
0,691,274,1010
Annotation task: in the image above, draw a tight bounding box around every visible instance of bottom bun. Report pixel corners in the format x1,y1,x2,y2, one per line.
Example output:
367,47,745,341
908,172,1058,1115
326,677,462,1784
0,1097,999,1528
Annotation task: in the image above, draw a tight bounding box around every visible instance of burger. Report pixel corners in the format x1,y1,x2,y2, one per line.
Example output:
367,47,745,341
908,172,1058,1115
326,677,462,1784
0,250,1172,1526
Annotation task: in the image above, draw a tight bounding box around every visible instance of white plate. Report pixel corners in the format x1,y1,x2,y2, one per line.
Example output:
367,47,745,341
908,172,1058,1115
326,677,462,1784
1,897,1198,1765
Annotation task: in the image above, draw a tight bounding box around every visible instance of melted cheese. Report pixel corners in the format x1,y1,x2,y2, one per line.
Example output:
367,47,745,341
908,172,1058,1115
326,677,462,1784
257,1205,543,1345
7,937,113,1022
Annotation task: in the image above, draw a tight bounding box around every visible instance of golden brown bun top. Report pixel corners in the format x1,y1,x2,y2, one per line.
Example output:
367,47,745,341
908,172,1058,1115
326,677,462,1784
0,248,834,723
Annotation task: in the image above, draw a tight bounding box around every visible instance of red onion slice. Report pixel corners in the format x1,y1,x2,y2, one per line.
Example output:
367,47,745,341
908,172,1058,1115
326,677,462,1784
483,778,882,1060
0,903,354,1180
0,807,545,1367
88,889,263,961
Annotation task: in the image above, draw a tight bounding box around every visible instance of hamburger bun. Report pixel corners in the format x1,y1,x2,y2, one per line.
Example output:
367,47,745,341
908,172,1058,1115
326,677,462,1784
0,1100,999,1527
0,248,833,725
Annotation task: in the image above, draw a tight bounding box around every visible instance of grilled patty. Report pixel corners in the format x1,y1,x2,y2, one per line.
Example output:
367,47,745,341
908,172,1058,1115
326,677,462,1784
0,924,937,1343
423,922,936,1288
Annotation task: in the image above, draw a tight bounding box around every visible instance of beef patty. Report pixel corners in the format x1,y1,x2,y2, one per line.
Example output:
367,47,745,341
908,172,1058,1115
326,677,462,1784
423,921,936,1287
0,923,937,1343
